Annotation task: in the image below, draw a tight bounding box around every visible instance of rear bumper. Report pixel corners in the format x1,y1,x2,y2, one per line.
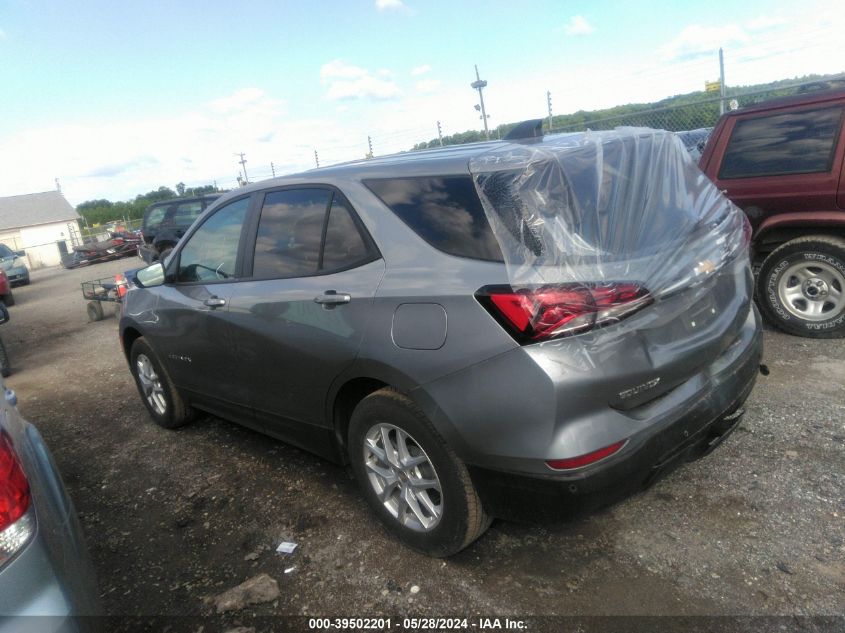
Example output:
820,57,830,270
468,305,764,522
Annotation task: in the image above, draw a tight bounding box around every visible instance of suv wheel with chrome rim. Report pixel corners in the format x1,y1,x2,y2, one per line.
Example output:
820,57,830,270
348,388,490,557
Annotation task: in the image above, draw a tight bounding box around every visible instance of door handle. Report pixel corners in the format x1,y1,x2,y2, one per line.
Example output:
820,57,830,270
314,290,351,305
203,296,227,308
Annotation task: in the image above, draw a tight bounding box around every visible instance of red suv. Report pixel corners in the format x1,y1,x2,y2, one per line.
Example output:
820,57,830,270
700,87,845,338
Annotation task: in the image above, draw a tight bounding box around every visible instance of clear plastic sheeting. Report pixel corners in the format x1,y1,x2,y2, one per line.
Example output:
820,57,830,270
470,128,749,342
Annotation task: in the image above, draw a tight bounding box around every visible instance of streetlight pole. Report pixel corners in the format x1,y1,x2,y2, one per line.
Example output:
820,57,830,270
718,48,726,116
235,152,249,183
471,65,490,140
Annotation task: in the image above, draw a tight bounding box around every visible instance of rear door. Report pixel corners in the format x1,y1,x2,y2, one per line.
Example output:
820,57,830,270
152,195,253,418
226,187,385,451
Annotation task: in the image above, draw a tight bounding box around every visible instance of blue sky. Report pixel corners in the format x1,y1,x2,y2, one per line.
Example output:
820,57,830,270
0,0,842,203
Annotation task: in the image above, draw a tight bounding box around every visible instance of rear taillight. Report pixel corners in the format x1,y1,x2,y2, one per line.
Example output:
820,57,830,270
477,282,652,342
0,431,33,565
546,439,627,471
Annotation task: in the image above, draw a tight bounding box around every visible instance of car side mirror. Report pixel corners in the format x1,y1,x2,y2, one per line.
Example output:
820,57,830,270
14,251,24,258
133,262,166,288
0,303,9,324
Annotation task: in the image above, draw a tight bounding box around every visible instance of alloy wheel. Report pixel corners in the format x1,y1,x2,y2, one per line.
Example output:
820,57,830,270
135,354,167,416
362,423,443,532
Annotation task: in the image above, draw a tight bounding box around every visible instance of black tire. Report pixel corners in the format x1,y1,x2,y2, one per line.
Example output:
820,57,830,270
0,338,11,378
87,301,104,322
757,236,845,338
348,388,490,557
2,292,14,307
129,337,194,429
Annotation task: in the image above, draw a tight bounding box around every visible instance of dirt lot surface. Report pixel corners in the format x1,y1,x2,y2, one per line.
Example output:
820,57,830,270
4,261,844,625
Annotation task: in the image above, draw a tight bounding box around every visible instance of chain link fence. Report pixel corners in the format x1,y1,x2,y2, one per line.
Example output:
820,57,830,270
549,75,845,136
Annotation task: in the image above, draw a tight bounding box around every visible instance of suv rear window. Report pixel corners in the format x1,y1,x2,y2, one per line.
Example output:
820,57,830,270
144,204,168,231
364,176,503,262
172,201,203,227
719,106,844,179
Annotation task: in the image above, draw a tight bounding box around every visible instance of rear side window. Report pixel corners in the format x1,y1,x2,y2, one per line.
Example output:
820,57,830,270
321,197,370,271
719,106,844,179
172,201,203,227
364,176,503,262
144,205,169,231
253,189,330,279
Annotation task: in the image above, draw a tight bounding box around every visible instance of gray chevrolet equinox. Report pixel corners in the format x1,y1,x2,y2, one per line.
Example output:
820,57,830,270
121,128,763,556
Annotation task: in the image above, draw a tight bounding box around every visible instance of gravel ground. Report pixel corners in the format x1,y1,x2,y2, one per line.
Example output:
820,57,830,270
3,260,844,623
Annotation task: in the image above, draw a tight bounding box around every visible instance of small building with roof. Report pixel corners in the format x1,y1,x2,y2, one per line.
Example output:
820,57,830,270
0,191,82,269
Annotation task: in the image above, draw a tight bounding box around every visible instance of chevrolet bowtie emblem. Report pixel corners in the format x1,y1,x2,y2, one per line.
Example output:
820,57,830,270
695,260,716,275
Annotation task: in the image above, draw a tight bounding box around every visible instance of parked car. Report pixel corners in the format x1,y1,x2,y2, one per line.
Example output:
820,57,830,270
0,377,100,624
676,127,712,162
138,195,221,264
0,245,29,287
120,128,762,556
700,87,845,337
0,270,13,307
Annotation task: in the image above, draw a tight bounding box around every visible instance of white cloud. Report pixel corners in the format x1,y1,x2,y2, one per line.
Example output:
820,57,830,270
375,0,406,11
0,88,340,203
658,24,750,61
320,59,368,81
209,87,272,113
320,59,401,101
415,79,440,94
563,15,594,36
411,64,431,76
746,15,787,31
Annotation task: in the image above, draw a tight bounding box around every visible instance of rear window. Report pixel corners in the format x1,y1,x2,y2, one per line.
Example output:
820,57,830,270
364,176,503,262
144,204,169,231
172,201,203,227
719,106,844,179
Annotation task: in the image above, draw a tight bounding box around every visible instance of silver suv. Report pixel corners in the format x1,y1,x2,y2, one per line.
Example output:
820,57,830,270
120,128,763,556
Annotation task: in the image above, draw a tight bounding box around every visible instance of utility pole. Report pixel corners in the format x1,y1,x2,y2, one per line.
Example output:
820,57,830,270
235,152,249,183
719,48,726,116
437,121,444,147
546,91,553,132
213,179,218,191
314,150,320,168
270,162,276,177
471,65,490,140
367,136,374,159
